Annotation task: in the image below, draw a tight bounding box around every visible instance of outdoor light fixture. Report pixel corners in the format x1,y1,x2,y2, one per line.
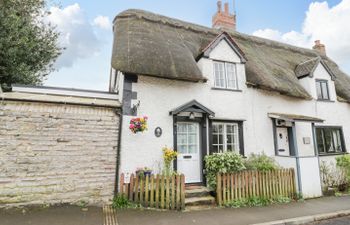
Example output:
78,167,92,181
189,112,195,120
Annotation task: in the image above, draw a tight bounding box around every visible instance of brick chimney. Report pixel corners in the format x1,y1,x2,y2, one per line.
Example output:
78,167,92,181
212,1,236,31
313,40,326,56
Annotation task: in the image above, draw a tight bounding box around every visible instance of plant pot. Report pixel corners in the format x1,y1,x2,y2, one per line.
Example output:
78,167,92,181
144,171,152,177
323,187,336,196
338,184,349,192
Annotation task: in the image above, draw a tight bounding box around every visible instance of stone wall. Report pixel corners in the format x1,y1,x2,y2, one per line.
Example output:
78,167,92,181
0,100,120,207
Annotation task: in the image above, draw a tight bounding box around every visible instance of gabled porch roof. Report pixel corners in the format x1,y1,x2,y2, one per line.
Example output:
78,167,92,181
169,100,215,116
268,113,324,123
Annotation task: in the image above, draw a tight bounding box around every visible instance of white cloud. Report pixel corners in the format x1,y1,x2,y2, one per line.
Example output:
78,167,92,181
93,15,111,30
47,4,106,68
252,0,350,72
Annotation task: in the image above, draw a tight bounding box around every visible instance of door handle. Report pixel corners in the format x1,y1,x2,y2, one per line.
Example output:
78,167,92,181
183,155,192,159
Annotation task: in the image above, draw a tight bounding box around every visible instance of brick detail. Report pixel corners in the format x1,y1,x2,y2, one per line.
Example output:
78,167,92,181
0,101,120,207
212,1,236,31
313,40,326,56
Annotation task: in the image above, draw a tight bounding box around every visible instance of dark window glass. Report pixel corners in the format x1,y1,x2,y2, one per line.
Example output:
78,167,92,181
316,127,345,155
316,129,325,153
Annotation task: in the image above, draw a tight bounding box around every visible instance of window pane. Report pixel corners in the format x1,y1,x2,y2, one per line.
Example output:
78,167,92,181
324,129,335,152
188,145,197,154
316,81,322,99
227,134,233,144
227,144,233,152
213,134,219,145
188,134,197,144
177,124,186,133
321,82,329,99
332,129,342,152
178,145,187,154
214,62,225,88
226,63,238,90
178,134,187,144
316,129,325,153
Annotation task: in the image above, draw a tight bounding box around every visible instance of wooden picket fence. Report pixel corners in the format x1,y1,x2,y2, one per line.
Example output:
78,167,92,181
119,173,185,210
216,169,296,206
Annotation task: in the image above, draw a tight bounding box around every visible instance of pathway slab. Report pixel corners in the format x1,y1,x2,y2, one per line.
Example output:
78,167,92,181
0,205,103,225
117,196,350,225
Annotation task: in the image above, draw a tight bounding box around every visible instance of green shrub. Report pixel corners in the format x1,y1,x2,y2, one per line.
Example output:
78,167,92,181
336,155,350,182
244,153,280,171
224,196,291,208
205,152,246,190
112,194,134,209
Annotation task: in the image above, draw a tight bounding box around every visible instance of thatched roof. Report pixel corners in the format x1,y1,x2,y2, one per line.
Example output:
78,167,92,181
295,57,336,80
112,9,350,102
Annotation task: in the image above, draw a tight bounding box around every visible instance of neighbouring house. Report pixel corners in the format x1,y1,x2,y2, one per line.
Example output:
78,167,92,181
110,2,350,198
0,85,121,207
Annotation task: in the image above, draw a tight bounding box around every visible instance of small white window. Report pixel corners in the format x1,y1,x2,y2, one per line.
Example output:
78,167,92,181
212,122,240,153
213,61,238,90
316,80,330,100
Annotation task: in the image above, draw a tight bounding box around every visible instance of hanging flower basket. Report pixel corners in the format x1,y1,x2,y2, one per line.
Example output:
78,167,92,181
129,116,148,133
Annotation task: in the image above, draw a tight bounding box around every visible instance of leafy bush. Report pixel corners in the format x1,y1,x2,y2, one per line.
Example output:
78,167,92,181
244,153,280,171
336,155,350,182
112,194,135,209
320,160,348,192
205,152,246,190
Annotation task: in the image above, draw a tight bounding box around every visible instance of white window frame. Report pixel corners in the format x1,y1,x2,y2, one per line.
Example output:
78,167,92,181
213,61,239,90
212,122,240,153
316,79,330,100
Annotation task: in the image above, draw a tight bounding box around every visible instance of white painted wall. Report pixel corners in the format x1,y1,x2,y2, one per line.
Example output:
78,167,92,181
299,157,323,198
116,38,350,198
295,122,315,157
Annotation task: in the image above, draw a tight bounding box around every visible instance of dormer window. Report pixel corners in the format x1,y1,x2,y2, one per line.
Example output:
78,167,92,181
213,61,238,90
316,79,330,100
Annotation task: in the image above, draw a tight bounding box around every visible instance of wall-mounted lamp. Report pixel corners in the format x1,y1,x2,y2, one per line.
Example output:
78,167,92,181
132,100,140,113
189,112,195,120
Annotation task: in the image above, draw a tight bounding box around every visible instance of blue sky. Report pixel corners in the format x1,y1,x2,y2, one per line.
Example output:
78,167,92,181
45,0,349,91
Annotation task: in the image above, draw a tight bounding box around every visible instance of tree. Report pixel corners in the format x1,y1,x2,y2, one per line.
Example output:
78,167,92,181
0,0,61,90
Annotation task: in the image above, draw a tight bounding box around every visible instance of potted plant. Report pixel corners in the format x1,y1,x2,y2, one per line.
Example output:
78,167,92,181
162,147,178,176
135,167,153,179
129,116,148,134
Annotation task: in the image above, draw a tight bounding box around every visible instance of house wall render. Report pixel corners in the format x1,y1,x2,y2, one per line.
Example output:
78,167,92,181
0,98,120,207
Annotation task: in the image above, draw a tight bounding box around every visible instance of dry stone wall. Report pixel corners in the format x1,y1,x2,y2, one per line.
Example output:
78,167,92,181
0,101,120,207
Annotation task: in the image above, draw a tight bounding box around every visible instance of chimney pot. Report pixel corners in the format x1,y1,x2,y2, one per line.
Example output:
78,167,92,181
212,1,236,31
313,40,326,56
217,1,222,13
224,3,229,15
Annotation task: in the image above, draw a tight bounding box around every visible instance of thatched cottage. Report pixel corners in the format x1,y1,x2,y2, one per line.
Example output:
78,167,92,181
110,2,350,198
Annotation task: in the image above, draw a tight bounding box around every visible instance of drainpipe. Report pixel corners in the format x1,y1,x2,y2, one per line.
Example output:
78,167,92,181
292,123,303,194
114,108,123,197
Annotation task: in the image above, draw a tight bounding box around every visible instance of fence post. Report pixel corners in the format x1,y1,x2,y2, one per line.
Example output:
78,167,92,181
217,173,222,206
171,175,175,210
181,174,185,210
155,175,160,208
161,175,165,209
119,173,125,194
129,174,134,201
145,175,149,207
150,175,154,207
176,175,181,210
166,176,170,210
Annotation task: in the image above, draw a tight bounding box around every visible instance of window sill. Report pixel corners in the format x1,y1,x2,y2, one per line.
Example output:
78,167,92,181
319,152,348,157
211,87,242,92
317,99,335,103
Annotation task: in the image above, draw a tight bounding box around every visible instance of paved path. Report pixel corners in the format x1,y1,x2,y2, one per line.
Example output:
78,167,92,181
117,196,350,225
0,205,103,225
308,216,350,225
